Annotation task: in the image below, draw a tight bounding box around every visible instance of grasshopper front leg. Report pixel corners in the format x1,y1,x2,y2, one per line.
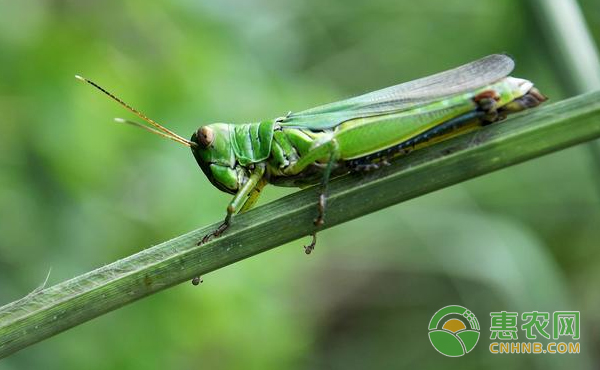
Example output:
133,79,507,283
198,164,266,246
192,165,266,285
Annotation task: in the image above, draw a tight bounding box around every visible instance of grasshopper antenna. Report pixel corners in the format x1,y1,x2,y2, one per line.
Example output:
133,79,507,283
75,75,196,148
114,118,194,147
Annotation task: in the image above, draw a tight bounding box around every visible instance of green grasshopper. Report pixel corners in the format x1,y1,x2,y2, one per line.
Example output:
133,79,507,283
77,54,545,262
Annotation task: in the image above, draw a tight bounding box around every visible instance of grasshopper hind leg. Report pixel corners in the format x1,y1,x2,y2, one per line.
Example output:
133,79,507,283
497,88,547,117
348,109,485,171
473,90,501,124
475,88,547,124
347,89,523,171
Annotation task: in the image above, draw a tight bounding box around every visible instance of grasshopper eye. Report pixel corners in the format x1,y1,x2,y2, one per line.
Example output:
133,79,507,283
196,126,214,147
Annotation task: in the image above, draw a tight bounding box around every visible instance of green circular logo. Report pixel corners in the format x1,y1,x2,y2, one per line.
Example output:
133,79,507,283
428,305,480,357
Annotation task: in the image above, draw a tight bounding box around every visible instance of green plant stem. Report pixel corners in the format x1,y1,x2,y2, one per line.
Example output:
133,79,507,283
1,91,600,358
527,0,600,193
528,0,600,94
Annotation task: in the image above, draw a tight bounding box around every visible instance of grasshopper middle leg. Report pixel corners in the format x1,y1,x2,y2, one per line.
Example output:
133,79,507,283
284,138,340,254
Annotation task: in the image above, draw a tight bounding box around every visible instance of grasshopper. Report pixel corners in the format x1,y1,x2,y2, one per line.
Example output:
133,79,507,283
77,54,546,275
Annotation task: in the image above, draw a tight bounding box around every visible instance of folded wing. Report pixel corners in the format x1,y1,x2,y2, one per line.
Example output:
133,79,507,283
281,54,515,130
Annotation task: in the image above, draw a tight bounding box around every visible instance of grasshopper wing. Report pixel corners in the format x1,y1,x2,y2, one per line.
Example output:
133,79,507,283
281,54,514,130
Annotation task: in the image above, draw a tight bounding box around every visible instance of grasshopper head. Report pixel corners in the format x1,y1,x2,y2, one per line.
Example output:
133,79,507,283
73,75,249,195
190,124,247,195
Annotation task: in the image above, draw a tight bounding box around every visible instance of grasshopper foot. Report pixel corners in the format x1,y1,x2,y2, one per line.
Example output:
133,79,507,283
304,233,317,254
197,220,230,246
192,220,230,283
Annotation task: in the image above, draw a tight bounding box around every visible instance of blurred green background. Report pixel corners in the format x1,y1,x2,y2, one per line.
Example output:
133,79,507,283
1,0,599,369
